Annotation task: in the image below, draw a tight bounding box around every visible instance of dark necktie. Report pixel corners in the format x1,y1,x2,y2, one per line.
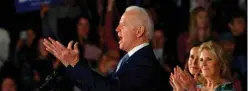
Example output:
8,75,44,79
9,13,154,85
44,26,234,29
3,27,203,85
115,54,129,72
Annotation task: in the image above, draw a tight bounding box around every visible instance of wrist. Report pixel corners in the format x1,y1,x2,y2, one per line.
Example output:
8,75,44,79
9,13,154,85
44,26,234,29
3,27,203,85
70,58,79,67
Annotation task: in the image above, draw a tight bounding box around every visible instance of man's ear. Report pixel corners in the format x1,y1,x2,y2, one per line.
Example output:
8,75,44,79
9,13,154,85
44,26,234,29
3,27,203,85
136,26,145,38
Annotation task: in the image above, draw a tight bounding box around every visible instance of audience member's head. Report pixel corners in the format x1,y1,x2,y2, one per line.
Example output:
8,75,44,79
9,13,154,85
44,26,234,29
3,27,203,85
152,29,166,60
77,16,90,40
228,9,246,36
185,43,201,75
152,29,165,49
1,77,16,91
37,37,49,58
219,33,235,56
189,7,210,44
116,6,153,52
98,50,120,75
199,41,232,82
27,28,36,47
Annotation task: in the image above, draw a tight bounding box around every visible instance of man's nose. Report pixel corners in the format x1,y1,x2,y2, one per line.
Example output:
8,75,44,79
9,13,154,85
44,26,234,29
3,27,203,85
116,25,121,32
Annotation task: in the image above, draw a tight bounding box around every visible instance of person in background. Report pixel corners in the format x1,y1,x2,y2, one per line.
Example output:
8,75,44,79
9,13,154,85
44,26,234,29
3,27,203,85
226,9,247,91
0,28,10,71
33,38,54,84
97,50,119,76
170,43,203,91
177,6,217,66
15,28,37,65
14,29,38,91
89,50,120,77
152,29,176,73
76,15,102,62
77,16,90,46
1,77,17,91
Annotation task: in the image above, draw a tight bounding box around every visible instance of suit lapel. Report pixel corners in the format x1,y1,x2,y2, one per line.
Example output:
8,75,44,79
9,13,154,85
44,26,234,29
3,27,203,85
112,45,151,77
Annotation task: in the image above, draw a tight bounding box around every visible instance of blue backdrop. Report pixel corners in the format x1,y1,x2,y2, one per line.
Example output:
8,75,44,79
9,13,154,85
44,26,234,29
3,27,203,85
15,0,62,13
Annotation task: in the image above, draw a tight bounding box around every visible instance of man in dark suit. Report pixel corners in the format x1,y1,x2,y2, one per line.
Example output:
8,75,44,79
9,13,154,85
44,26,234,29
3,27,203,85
43,6,169,91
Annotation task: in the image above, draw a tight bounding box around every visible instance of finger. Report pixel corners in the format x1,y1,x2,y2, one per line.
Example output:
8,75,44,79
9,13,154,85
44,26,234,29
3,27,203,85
43,39,52,45
179,73,188,84
73,42,78,50
177,66,184,73
169,81,176,89
48,37,56,44
176,66,181,77
174,67,177,76
56,41,65,48
43,42,56,51
46,48,62,61
67,41,74,50
46,47,56,54
56,41,66,51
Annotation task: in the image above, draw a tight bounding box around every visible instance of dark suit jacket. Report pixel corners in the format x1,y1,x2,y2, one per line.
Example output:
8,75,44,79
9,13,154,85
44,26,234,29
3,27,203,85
66,45,170,91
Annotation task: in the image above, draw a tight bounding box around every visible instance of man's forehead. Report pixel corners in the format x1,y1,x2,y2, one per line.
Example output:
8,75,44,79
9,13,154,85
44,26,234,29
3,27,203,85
119,13,128,23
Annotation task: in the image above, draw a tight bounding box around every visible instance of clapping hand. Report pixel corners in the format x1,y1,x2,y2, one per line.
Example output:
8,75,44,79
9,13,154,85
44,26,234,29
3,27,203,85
43,37,79,67
170,66,184,91
170,66,198,91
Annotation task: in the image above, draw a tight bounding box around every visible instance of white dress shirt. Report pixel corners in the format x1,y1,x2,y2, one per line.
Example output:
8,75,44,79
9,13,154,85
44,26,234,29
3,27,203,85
127,43,149,57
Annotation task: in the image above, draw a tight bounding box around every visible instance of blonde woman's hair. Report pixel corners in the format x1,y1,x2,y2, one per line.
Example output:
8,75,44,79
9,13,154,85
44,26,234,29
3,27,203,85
188,7,211,46
198,41,232,81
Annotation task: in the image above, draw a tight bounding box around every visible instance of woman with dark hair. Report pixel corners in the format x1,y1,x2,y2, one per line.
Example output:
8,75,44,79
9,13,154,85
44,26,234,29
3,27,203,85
170,43,204,91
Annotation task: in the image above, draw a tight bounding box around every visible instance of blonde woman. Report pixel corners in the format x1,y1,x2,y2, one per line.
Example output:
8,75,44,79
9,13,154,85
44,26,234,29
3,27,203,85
197,41,234,91
177,6,217,66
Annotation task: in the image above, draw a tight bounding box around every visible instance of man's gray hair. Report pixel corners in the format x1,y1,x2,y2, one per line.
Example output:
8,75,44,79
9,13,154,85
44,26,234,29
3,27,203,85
125,6,154,40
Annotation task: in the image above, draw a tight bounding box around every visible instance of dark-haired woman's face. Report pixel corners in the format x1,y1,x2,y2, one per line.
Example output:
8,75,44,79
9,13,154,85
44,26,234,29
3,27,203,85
77,18,89,39
188,47,200,75
196,11,209,29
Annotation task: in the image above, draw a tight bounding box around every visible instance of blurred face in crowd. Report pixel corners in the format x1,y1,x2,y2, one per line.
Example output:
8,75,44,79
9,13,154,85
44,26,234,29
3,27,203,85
152,30,165,49
220,40,235,55
103,56,118,72
39,38,48,57
99,50,119,74
1,78,16,91
116,12,138,52
229,17,245,36
196,11,209,29
77,17,89,39
196,11,209,39
187,47,200,75
199,49,220,78
27,29,36,46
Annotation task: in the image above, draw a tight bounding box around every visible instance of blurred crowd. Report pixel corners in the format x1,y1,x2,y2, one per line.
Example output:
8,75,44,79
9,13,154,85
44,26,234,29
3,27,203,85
0,0,246,91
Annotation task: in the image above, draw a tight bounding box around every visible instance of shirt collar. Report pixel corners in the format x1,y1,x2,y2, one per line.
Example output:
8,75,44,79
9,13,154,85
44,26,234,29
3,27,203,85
127,43,149,57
